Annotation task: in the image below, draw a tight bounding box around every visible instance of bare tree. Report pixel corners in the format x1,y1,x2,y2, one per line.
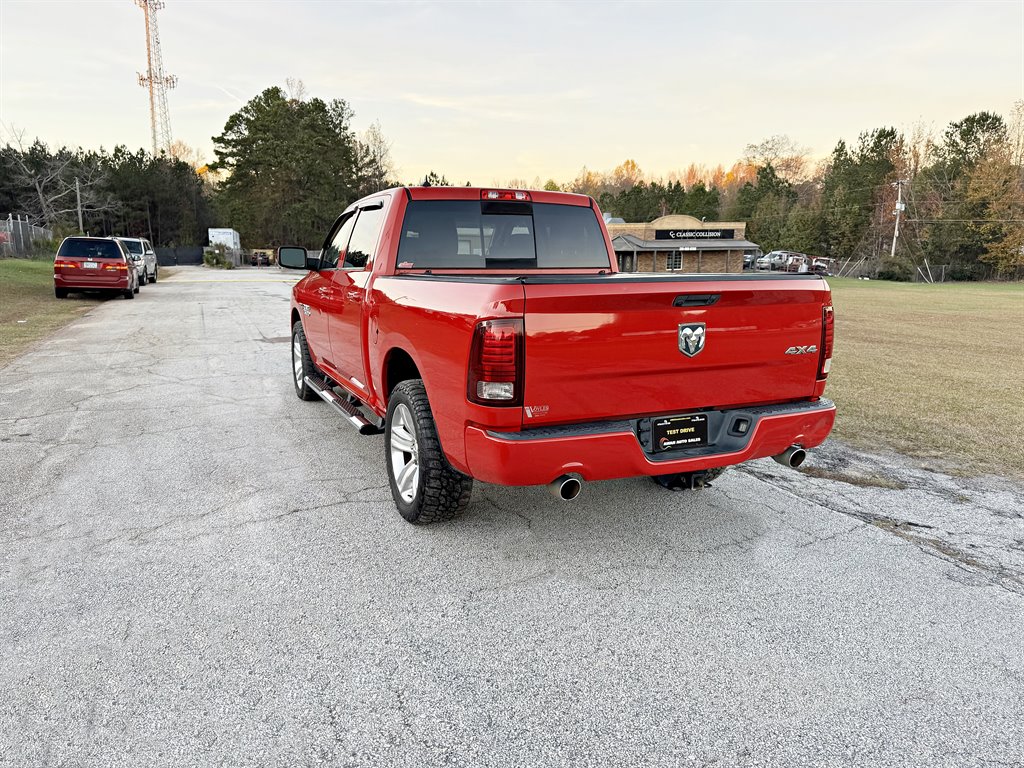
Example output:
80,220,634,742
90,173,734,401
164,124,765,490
168,139,206,169
354,121,396,196
1009,100,1024,167
742,135,810,181
284,77,308,103
5,129,115,229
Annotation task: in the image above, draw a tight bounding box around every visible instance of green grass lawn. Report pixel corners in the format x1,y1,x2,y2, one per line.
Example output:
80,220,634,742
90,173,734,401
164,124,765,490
0,258,102,368
826,278,1024,479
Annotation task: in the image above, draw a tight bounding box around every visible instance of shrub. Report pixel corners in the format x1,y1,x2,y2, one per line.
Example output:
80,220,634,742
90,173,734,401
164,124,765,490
876,260,913,281
202,244,235,269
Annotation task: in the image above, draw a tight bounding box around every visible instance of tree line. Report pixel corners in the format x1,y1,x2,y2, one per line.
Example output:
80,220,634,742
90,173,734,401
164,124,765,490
0,84,394,253
0,137,215,249
553,109,1023,280
3,85,1020,279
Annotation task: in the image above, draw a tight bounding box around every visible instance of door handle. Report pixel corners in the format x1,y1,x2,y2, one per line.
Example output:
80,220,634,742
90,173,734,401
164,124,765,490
673,294,720,307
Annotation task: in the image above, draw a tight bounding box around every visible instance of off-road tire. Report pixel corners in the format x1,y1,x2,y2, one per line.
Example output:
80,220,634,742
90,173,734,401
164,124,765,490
55,287,68,299
386,379,472,525
291,321,320,401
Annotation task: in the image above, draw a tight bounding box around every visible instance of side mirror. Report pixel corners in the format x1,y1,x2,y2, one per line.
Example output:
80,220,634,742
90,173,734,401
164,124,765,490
278,246,315,270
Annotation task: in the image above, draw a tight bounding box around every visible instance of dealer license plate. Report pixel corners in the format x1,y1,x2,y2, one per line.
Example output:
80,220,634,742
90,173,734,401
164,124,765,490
83,261,98,269
652,413,709,452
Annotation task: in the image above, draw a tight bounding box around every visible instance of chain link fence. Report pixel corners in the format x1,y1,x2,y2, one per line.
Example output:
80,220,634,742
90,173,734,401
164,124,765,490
0,215,54,257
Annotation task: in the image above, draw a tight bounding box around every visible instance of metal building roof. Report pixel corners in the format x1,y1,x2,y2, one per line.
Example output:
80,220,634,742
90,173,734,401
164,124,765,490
611,234,761,252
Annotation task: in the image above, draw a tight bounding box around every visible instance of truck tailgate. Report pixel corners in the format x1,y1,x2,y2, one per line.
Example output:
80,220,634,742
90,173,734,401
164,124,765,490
521,275,829,426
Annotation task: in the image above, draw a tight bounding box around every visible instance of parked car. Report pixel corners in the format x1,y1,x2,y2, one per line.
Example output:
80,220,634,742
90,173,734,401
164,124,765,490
811,258,834,276
54,237,139,299
278,187,836,524
757,250,801,270
129,249,147,285
783,254,811,273
115,237,159,284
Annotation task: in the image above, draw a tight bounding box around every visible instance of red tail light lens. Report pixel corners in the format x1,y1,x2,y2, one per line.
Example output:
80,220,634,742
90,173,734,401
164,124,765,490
54,260,78,269
481,190,531,202
819,305,834,377
468,318,524,406
103,262,129,271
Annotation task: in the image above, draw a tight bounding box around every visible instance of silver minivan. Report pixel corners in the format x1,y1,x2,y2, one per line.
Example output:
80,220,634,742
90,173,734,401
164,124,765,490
115,237,159,284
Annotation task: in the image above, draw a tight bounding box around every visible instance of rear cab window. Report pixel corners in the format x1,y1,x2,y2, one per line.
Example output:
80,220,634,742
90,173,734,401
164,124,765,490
397,200,610,270
119,239,144,255
57,239,124,260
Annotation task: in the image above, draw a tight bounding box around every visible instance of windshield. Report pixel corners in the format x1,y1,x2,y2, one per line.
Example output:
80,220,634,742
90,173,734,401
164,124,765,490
119,239,144,254
396,200,610,269
57,239,123,260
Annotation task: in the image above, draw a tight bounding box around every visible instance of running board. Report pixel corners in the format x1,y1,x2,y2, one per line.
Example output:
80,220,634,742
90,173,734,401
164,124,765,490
304,375,384,435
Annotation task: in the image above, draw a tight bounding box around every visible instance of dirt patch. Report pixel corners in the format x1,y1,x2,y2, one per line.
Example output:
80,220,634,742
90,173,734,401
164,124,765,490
742,439,1024,596
797,465,907,490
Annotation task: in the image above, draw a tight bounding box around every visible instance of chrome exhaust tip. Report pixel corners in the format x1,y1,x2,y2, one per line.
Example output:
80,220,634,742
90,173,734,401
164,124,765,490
773,446,807,468
548,475,582,501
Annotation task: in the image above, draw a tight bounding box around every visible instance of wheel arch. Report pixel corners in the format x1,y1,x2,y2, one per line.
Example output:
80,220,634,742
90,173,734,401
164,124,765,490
382,347,422,403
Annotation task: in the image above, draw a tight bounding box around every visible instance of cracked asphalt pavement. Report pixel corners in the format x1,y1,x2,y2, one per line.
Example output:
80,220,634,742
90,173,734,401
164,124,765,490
1,266,1022,767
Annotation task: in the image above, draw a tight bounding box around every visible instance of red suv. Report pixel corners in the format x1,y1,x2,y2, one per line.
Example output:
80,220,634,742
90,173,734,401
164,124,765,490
53,237,139,299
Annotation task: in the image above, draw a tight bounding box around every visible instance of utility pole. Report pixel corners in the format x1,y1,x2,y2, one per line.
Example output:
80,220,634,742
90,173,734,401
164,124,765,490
889,179,907,259
135,0,177,156
75,177,83,234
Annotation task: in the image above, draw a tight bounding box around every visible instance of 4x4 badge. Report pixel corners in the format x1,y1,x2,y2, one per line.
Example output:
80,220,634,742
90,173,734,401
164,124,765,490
678,323,706,357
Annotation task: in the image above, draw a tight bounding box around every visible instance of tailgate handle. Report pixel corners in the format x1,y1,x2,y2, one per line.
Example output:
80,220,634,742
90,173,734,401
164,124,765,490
673,294,720,307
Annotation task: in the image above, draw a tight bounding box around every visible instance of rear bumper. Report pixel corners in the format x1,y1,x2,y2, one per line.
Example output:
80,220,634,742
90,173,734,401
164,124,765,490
464,399,835,486
54,274,130,289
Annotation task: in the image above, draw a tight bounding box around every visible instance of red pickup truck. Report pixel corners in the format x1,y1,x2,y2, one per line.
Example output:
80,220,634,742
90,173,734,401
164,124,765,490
279,187,835,524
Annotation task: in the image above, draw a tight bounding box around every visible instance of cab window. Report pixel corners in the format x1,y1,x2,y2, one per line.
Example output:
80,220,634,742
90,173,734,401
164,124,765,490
344,204,385,269
320,214,356,269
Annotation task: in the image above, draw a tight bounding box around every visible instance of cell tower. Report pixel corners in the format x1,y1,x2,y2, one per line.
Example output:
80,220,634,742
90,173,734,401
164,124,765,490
135,0,177,155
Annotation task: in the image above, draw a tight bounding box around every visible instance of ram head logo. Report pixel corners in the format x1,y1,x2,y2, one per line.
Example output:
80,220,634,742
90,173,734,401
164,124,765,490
678,323,706,358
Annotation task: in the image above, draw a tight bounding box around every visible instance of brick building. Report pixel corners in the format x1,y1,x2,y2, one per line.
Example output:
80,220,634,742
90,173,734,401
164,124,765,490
606,214,761,273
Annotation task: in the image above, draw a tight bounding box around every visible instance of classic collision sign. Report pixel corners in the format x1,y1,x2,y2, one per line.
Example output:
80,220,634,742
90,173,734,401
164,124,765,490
655,229,735,240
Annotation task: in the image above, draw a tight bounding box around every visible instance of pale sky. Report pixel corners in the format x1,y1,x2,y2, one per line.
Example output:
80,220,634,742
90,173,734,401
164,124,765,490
1,0,1022,184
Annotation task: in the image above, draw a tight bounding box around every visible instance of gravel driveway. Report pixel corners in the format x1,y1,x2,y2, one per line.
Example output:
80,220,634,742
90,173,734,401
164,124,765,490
1,266,1022,767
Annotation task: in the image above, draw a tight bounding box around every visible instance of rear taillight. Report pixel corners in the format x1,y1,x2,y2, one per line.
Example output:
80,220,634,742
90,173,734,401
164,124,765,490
104,262,129,271
54,260,78,269
819,305,834,377
468,318,524,406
